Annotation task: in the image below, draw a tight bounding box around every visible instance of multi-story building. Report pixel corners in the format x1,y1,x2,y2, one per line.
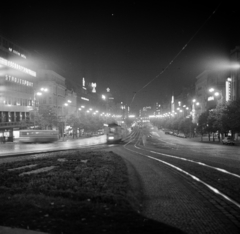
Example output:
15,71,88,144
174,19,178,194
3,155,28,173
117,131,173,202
230,46,240,101
36,69,67,117
0,35,37,141
65,89,77,118
36,69,78,135
195,69,228,122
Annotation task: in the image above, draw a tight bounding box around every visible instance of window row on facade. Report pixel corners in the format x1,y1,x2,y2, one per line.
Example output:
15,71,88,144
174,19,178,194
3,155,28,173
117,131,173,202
1,96,33,107
0,111,30,123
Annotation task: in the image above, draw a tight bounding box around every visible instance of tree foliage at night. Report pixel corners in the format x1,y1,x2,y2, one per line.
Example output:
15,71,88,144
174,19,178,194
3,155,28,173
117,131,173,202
153,100,240,140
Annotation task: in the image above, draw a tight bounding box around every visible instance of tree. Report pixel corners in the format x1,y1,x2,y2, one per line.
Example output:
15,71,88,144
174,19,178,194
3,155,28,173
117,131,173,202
197,111,209,140
38,107,58,130
66,114,84,138
224,100,240,138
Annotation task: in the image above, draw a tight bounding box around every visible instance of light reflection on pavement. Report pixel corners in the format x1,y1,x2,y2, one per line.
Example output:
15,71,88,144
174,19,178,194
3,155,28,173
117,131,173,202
0,138,105,157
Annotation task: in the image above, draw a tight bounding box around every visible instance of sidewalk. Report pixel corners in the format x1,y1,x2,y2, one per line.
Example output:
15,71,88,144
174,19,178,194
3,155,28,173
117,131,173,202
182,135,240,146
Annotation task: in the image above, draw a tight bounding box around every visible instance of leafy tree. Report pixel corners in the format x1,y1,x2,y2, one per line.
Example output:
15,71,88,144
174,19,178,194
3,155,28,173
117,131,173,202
66,114,84,137
225,100,240,138
38,107,58,130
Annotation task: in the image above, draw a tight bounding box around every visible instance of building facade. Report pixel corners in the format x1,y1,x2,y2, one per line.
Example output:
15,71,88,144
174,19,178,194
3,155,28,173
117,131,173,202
194,69,228,122
230,46,240,101
0,35,37,141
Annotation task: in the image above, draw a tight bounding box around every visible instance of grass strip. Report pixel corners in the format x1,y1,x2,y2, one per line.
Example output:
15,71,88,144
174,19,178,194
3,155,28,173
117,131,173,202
0,150,182,234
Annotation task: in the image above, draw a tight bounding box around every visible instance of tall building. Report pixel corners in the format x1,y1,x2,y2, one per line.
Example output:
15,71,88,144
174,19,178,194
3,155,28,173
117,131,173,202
230,46,240,101
0,35,37,141
195,69,228,113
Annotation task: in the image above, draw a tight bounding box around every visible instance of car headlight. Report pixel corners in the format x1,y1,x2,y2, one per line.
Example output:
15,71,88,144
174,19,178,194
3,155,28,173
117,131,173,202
108,136,114,140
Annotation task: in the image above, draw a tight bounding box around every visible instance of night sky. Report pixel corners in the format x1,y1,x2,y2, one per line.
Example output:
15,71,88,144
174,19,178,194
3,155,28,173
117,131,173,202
1,2,239,114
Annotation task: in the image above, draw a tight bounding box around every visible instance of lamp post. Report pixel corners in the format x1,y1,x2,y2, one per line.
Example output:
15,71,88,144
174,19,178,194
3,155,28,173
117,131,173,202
102,94,109,114
32,87,48,128
192,99,201,123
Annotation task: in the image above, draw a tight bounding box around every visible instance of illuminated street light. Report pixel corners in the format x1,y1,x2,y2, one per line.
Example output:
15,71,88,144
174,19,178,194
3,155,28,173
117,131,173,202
36,92,42,96
40,88,48,92
208,87,222,100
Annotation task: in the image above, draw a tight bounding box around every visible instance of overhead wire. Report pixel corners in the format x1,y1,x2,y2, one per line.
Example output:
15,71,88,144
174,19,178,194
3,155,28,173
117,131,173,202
129,2,223,107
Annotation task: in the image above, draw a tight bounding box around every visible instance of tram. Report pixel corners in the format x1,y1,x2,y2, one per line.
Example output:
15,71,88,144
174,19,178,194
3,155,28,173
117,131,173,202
104,123,123,143
19,130,59,143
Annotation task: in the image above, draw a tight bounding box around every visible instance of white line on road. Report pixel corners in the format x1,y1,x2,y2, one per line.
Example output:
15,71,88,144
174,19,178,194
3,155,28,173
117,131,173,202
123,141,240,210
135,145,240,179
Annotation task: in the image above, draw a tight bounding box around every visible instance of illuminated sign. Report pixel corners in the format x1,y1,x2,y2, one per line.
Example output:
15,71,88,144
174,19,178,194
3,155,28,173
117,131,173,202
226,78,232,102
82,77,85,87
5,75,33,87
81,97,89,101
9,48,26,59
0,57,36,77
91,83,96,93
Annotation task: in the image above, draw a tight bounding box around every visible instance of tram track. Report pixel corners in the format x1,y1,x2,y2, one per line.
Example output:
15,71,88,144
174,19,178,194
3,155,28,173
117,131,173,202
123,134,240,230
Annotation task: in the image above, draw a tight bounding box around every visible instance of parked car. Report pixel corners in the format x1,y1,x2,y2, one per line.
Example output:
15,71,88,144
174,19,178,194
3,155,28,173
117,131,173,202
222,137,235,145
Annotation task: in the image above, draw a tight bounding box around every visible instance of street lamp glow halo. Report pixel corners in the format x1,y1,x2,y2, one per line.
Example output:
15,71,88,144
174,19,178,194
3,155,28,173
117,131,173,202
230,63,240,69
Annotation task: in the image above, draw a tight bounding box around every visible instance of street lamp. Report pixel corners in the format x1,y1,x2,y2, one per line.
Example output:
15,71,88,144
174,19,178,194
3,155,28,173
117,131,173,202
208,87,223,102
32,87,48,128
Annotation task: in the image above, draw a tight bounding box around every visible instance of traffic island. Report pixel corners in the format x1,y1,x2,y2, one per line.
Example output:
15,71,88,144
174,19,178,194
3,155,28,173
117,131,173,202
0,150,183,234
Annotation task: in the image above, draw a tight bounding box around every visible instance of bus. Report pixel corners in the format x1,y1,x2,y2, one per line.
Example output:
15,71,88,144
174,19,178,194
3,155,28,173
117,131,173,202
19,130,59,143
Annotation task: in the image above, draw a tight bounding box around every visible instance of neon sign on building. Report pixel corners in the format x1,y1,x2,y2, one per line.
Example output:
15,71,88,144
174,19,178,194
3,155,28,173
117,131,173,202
5,75,33,87
226,78,232,102
0,57,36,77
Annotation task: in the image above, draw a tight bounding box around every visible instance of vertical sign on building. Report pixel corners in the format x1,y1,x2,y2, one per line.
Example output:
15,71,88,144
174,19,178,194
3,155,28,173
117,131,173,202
226,78,232,102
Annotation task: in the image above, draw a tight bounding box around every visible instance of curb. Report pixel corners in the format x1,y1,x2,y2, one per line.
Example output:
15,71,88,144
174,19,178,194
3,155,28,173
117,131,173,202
0,226,47,234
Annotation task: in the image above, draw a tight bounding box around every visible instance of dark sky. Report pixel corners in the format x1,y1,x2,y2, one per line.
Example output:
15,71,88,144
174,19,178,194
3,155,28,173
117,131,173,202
1,2,239,113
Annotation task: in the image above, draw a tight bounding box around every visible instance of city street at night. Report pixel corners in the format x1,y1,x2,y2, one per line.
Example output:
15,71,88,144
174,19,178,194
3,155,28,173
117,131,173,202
1,1,240,233
1,128,240,233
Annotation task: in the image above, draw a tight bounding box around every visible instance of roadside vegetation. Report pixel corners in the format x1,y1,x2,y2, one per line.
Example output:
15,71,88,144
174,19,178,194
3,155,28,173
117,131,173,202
0,150,182,234
152,100,240,141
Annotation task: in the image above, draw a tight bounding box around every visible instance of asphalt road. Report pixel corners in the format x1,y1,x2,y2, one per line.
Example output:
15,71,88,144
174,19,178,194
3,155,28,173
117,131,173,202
107,129,240,234
1,128,240,233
